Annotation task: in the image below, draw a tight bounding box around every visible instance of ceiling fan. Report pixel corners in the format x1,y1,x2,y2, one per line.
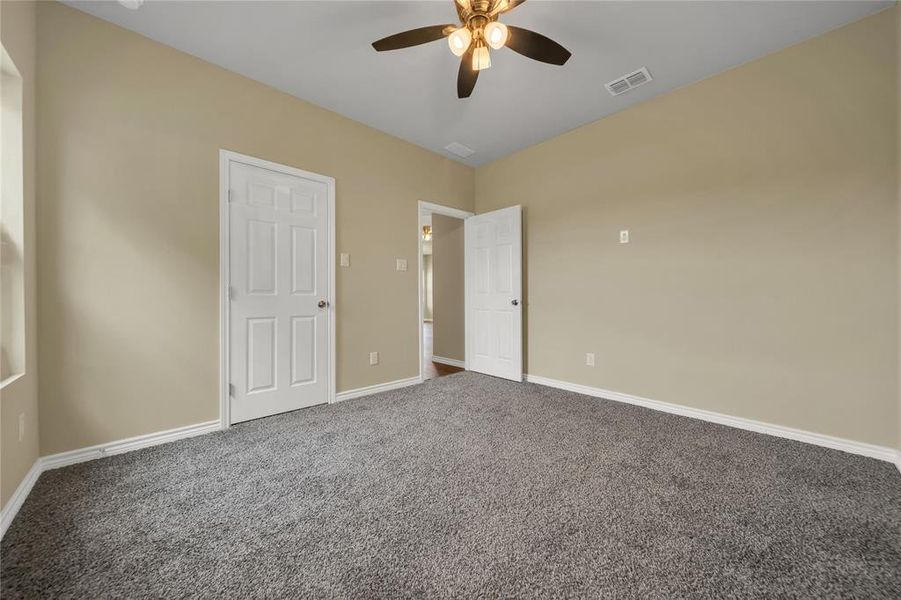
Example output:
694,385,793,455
372,0,571,99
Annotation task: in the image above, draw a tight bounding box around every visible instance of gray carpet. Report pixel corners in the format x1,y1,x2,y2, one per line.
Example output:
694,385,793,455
2,372,900,598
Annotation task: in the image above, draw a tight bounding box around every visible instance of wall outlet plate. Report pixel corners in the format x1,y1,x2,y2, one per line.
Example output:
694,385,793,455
619,230,630,244
369,351,379,365
396,258,407,272
340,253,350,267
586,353,595,367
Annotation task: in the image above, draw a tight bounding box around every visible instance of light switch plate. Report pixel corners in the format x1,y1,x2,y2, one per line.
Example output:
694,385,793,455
619,230,630,244
396,258,407,272
340,253,350,267
369,351,379,365
586,353,595,367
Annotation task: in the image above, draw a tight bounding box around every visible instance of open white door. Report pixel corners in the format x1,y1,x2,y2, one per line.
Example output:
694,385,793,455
465,205,522,382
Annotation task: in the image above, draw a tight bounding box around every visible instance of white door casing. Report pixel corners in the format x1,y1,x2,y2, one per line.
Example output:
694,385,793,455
465,205,523,382
221,152,335,425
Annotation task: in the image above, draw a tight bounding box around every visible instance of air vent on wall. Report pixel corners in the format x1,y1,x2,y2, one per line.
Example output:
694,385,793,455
445,142,475,158
605,67,653,97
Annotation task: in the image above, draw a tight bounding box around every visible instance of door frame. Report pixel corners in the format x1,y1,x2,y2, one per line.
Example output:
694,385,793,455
219,149,336,429
417,201,474,381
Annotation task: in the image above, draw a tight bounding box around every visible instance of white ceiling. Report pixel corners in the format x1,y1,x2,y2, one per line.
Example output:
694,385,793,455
65,0,891,166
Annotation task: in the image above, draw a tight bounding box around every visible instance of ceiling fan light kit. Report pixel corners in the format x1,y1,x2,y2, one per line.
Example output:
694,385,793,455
448,27,472,57
472,44,491,71
372,0,571,98
484,21,509,50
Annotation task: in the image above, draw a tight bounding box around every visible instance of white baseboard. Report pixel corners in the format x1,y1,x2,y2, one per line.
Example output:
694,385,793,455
0,460,41,540
335,376,422,403
0,419,221,540
525,374,899,464
431,356,465,369
4,376,896,541
1,376,436,537
41,420,222,471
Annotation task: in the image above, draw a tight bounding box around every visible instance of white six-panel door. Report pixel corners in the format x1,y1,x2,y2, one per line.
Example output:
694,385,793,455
228,159,332,423
465,205,523,381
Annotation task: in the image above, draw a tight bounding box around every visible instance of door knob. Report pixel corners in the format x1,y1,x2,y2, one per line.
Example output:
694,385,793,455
511,299,519,306
318,300,329,308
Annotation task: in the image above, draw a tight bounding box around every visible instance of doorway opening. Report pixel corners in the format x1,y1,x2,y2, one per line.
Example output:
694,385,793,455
418,201,473,381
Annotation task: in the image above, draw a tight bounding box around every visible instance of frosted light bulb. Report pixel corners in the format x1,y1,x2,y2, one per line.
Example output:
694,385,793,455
472,45,491,71
484,22,508,50
447,28,473,57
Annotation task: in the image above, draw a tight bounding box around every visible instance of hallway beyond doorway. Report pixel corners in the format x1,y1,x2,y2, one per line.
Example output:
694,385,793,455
422,322,464,380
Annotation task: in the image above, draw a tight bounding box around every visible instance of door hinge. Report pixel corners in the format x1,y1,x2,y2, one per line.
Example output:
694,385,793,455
228,383,235,397
227,189,234,203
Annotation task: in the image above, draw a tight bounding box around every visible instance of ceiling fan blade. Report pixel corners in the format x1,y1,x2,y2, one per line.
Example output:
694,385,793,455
490,0,526,16
505,25,571,66
372,24,455,52
457,47,479,98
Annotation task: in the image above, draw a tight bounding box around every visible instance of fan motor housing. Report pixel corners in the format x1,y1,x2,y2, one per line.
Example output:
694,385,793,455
467,14,490,36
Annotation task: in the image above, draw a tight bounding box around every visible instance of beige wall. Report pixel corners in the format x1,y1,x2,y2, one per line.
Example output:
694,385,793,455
897,4,901,452
1,0,39,508
36,3,473,455
20,2,901,462
476,8,899,447
432,214,465,361
423,254,433,322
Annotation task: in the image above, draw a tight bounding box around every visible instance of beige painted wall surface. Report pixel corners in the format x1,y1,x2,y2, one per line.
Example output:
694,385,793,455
432,214,465,361
897,5,901,452
422,254,433,322
476,9,899,447
36,3,473,455
1,0,39,508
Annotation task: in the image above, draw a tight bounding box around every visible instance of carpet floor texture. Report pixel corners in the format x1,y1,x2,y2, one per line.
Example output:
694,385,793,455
2,372,900,598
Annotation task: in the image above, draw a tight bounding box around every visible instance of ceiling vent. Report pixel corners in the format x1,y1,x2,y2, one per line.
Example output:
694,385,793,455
444,142,475,159
605,67,653,97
